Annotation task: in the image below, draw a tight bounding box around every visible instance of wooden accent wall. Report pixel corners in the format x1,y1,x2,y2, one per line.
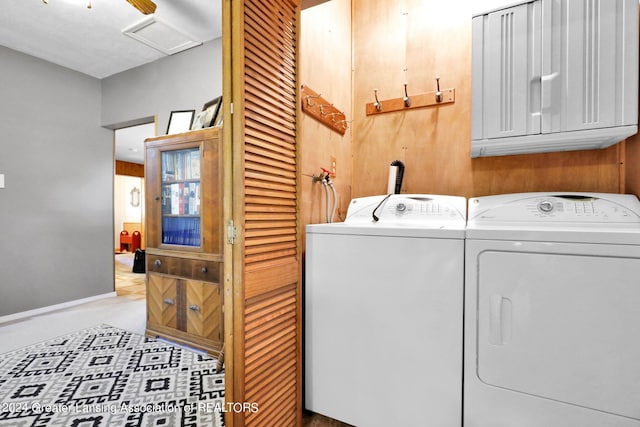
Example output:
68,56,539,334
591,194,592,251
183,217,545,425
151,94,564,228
351,0,625,199
626,130,640,196
300,0,353,233
224,0,302,425
115,160,144,177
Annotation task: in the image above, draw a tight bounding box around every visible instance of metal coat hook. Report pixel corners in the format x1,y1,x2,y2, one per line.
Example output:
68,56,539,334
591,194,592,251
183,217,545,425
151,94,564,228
435,77,443,103
403,83,411,107
306,93,322,107
334,119,353,128
319,104,333,116
327,112,344,122
373,89,382,112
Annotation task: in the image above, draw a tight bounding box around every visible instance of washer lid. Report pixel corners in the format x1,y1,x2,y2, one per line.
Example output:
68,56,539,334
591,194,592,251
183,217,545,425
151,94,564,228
346,194,466,225
467,192,640,243
307,194,467,239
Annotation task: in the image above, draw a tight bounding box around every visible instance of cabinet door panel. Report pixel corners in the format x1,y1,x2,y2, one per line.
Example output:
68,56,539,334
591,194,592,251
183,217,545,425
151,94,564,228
484,2,541,139
544,0,619,132
147,275,178,329
185,280,222,342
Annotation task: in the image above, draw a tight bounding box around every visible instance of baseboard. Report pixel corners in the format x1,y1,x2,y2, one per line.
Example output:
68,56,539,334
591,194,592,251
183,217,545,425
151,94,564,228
0,292,117,324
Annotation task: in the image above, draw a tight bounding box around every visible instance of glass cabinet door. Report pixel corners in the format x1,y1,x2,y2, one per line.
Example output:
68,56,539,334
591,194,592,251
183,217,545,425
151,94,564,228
160,147,201,247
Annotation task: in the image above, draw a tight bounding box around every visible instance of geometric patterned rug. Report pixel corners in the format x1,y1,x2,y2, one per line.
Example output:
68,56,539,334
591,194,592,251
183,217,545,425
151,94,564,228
0,325,225,426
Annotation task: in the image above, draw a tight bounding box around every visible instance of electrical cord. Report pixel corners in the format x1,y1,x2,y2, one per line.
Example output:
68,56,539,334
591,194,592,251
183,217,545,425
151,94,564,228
372,194,392,222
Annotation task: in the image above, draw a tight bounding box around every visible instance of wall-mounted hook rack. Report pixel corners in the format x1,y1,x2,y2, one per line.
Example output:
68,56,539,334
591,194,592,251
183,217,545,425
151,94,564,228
365,79,455,116
301,85,348,135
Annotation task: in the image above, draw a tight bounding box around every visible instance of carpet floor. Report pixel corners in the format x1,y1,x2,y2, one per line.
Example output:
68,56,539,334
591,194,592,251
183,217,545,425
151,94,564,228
0,325,225,426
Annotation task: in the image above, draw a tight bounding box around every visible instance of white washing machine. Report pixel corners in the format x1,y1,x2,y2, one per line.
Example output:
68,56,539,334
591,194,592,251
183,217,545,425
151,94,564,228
305,194,466,427
464,192,640,427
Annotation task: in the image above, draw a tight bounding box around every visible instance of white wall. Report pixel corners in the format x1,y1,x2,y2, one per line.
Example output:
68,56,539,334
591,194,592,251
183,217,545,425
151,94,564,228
0,46,114,315
101,38,222,131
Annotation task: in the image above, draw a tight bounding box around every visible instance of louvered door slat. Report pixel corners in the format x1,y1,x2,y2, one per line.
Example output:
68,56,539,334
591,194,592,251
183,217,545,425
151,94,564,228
245,74,296,111
247,100,296,132
245,68,296,108
247,0,296,37
246,143,296,166
245,248,297,265
245,347,296,391
246,137,295,161
245,179,296,195
245,117,296,145
245,205,296,214
245,241,296,255
244,9,294,54
245,220,297,230
245,187,297,201
245,53,296,96
246,212,296,221
246,32,295,74
246,380,296,422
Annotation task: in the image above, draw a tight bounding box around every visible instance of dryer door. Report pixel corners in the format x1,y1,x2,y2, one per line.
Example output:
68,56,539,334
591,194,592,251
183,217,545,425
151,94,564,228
476,250,640,420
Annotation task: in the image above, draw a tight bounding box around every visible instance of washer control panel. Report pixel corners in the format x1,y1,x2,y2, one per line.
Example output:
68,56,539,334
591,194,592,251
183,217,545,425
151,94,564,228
470,194,640,223
346,194,466,224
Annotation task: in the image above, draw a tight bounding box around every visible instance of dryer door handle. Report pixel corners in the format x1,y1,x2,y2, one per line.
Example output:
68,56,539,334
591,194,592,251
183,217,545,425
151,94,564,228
489,295,512,345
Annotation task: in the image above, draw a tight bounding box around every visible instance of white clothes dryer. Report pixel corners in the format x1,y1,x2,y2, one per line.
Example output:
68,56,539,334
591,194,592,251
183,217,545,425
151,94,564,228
305,194,466,427
464,192,640,427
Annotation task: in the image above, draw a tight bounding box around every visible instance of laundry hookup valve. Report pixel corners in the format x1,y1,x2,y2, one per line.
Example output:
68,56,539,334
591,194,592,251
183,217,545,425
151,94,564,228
312,167,334,183
312,167,337,223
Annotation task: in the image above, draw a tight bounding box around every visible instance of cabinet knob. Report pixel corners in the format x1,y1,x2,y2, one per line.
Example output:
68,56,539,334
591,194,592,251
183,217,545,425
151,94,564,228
155,196,160,201
163,298,175,305
154,259,162,268
189,304,200,312
201,267,208,273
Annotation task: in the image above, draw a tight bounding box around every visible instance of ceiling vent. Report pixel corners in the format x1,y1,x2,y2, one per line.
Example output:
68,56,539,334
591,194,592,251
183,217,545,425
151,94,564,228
122,15,202,56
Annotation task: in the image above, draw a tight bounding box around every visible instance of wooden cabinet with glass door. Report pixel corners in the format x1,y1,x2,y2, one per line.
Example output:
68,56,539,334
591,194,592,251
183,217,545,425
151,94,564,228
144,126,223,357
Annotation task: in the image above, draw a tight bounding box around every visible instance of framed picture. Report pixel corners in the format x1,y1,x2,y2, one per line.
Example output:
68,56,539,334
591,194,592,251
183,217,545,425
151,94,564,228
201,96,222,128
166,110,195,134
213,98,223,126
191,111,207,130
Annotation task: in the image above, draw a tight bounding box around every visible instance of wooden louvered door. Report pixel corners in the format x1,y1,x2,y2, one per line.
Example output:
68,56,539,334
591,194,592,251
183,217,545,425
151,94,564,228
222,0,301,426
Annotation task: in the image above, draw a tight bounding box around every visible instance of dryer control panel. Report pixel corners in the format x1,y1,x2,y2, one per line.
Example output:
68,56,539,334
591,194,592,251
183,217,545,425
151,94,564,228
345,194,466,225
469,193,640,223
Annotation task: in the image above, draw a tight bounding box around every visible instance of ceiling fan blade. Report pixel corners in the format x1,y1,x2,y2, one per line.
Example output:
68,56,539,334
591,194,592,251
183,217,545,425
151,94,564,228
126,0,157,15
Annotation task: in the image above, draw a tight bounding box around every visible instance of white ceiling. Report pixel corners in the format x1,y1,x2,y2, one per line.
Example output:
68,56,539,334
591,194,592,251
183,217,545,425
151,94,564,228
0,0,222,79
115,123,156,164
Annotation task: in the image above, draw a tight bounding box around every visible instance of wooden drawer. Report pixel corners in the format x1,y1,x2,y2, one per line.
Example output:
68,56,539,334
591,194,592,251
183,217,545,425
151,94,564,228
189,259,220,282
147,254,178,275
147,255,220,283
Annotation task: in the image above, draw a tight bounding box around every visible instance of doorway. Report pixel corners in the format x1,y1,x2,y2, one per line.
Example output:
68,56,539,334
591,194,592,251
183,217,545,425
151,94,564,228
114,122,155,300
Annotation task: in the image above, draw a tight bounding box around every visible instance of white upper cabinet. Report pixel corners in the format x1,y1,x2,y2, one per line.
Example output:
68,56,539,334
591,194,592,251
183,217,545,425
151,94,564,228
472,0,638,158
